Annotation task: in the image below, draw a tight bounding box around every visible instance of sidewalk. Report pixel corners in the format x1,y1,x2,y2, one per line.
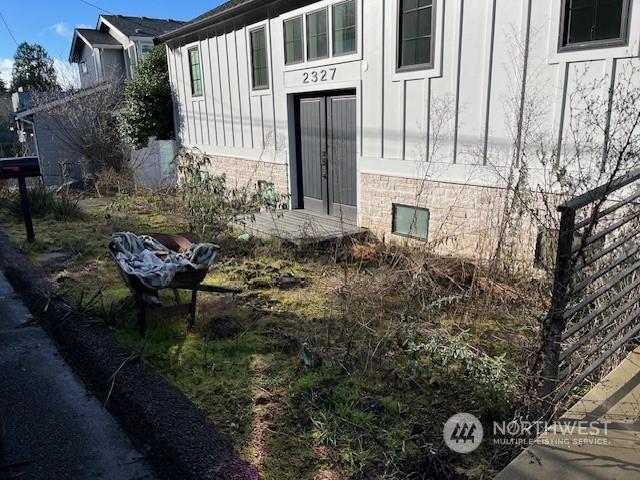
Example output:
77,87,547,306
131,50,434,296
0,272,155,480
496,348,640,479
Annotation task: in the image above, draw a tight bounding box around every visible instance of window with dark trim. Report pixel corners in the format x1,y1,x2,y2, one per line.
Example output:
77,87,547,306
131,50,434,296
284,16,304,65
250,27,269,89
392,204,429,240
333,0,357,56
141,44,154,58
307,9,328,60
560,0,630,50
188,47,203,96
398,0,435,70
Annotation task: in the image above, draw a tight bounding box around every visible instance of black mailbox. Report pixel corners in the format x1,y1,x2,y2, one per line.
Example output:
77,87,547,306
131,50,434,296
0,157,41,180
0,156,42,242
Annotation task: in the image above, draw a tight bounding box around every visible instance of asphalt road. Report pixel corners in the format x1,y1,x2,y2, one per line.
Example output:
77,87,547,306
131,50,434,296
0,272,155,480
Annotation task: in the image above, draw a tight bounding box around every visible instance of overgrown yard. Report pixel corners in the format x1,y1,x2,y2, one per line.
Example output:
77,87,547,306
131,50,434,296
0,191,546,479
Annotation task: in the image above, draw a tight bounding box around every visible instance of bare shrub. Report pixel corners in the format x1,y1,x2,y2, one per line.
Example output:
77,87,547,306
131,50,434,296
32,82,128,192
175,148,289,238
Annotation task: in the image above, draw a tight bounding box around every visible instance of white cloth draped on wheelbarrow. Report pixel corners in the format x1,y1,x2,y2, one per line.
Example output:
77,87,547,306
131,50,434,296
110,232,220,290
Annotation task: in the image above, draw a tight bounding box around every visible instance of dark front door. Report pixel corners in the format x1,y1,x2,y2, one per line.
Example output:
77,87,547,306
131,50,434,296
296,92,357,223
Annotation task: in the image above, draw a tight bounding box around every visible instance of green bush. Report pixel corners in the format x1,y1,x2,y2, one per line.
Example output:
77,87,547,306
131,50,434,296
7,187,84,221
402,330,519,420
119,46,174,148
52,195,85,221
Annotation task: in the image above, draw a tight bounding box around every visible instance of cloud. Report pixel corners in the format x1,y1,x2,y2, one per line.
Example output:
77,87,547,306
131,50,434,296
54,58,80,90
49,22,72,38
0,58,14,85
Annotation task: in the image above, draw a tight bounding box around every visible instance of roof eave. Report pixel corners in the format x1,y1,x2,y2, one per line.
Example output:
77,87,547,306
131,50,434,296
156,0,270,44
69,31,91,63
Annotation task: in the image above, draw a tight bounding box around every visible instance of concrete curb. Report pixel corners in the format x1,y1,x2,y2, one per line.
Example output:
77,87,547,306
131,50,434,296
0,233,259,480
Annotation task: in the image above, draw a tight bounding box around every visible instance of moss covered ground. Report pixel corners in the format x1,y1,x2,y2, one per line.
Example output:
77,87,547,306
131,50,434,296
0,193,544,479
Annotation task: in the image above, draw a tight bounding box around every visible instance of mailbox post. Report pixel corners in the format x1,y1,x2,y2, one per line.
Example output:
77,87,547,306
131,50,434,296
0,157,42,243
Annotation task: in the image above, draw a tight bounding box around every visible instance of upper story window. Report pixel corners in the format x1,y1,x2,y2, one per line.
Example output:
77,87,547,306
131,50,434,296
188,47,203,96
560,0,630,50
282,1,358,66
80,61,88,74
307,9,329,60
141,44,154,58
284,16,304,64
333,0,357,56
250,27,269,89
398,0,435,71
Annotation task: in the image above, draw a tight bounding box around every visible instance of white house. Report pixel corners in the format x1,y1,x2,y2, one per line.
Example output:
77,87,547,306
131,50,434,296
159,0,640,260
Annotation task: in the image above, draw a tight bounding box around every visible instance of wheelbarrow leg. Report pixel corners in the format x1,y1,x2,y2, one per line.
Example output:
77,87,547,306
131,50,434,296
189,289,197,328
137,298,147,336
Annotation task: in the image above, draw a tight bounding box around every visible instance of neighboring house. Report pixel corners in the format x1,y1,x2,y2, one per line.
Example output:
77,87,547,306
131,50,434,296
12,14,184,186
12,87,101,184
70,15,184,88
159,0,640,261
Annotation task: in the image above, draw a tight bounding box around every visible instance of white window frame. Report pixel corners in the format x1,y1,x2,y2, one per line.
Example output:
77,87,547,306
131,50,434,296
558,0,631,53
281,0,363,73
546,0,640,64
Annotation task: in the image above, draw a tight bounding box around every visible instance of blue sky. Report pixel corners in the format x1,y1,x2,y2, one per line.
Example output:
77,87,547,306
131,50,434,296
0,0,225,87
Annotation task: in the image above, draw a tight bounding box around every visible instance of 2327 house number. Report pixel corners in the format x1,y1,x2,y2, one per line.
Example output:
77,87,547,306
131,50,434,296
302,68,337,84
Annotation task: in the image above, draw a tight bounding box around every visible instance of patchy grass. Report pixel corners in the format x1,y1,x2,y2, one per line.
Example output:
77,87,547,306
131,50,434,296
0,192,546,479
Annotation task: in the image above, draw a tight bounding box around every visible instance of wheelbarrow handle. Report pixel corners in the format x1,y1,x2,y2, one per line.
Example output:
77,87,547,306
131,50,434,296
195,284,243,294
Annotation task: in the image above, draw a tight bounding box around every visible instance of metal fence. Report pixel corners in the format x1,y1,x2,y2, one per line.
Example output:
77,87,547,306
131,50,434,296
543,169,640,412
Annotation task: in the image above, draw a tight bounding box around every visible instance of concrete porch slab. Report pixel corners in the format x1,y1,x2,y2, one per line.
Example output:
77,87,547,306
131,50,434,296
236,209,367,246
496,348,640,480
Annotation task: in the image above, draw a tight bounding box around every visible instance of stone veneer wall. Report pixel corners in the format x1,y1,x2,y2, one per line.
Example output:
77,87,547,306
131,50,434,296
359,173,545,261
203,155,290,197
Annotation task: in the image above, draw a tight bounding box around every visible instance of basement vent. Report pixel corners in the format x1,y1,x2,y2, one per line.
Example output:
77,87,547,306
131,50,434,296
392,204,429,241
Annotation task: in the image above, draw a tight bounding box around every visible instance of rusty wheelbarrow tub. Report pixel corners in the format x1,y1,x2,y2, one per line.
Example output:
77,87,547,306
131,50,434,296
109,233,242,334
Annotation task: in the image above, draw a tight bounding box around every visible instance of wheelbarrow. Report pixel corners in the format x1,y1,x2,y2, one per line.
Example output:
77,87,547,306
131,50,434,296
109,233,242,334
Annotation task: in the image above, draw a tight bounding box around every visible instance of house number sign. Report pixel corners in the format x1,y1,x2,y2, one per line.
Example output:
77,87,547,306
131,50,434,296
302,67,337,84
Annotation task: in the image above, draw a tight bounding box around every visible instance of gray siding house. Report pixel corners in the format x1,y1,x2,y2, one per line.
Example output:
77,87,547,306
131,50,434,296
160,0,640,260
69,15,184,88
13,15,184,186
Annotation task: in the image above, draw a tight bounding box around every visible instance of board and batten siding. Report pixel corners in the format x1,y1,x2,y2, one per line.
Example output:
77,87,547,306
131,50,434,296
166,0,640,191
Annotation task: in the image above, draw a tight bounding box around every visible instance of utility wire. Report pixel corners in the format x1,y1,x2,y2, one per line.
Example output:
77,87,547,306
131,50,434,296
78,0,116,15
0,12,19,46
